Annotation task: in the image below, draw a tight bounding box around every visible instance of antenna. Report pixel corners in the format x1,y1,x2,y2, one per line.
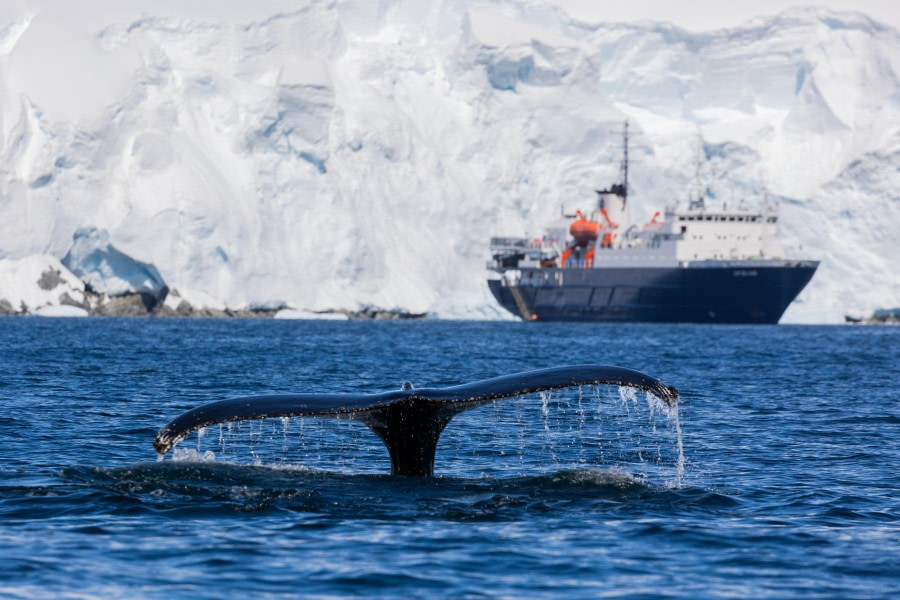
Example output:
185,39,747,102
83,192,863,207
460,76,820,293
690,134,705,211
622,120,629,205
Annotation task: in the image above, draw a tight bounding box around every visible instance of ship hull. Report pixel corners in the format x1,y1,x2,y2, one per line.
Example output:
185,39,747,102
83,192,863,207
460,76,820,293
487,261,819,324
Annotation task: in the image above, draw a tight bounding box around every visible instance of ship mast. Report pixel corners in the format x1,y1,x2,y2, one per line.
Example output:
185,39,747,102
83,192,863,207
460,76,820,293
621,120,629,207
690,136,706,210
596,120,630,210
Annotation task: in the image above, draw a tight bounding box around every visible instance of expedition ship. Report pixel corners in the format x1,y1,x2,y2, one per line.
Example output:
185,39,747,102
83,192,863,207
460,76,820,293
487,124,819,323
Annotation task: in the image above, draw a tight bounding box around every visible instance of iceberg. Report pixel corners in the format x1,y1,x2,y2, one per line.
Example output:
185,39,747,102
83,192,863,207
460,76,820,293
61,227,169,311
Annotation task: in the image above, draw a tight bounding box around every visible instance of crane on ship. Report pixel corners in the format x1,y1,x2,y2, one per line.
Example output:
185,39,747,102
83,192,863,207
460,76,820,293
560,121,631,267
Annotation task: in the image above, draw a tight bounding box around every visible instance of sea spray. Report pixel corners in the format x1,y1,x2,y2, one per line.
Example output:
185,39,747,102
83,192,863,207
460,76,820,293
645,390,685,488
156,384,685,484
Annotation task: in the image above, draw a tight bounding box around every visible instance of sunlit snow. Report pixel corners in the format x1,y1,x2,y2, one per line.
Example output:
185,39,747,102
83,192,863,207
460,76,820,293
0,1,897,320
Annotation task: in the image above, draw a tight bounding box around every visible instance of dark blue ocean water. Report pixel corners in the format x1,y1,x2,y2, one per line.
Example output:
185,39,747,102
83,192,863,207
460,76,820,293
1,318,897,598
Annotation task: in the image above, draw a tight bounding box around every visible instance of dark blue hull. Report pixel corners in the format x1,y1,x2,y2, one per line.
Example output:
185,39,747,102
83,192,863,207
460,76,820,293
488,261,819,324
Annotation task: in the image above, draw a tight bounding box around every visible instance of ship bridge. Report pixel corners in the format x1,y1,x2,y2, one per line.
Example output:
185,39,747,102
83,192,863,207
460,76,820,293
658,205,784,261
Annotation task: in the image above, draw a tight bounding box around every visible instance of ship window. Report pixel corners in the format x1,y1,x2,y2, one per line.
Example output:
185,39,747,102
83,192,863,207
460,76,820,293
706,216,712,221
679,216,685,221
728,216,735,221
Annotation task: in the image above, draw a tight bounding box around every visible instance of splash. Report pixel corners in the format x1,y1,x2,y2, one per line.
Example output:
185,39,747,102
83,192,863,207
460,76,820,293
172,447,217,462
539,390,551,431
618,385,638,415
157,368,683,483
169,387,687,485
644,390,685,487
432,384,685,484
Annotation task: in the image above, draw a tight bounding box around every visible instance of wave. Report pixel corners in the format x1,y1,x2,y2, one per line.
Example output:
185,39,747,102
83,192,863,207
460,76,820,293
46,461,728,522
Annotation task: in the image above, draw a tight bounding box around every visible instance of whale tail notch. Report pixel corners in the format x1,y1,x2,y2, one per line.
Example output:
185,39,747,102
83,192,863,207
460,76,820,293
154,365,678,477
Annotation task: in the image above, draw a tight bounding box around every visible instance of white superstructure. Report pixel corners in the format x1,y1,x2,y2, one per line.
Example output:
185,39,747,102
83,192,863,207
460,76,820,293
490,199,786,271
490,122,789,272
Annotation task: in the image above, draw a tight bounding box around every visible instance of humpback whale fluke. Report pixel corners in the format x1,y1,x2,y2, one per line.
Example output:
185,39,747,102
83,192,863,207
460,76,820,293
154,365,678,477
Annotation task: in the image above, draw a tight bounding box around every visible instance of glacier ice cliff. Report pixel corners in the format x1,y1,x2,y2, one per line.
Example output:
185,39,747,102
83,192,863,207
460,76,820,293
0,1,898,321
62,227,169,310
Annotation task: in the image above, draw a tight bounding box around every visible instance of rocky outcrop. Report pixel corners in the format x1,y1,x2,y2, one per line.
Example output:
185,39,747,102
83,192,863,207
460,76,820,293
845,308,900,324
0,299,15,315
315,305,428,320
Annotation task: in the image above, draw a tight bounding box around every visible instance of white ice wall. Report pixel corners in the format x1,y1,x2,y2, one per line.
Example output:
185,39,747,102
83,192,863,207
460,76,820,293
0,1,897,320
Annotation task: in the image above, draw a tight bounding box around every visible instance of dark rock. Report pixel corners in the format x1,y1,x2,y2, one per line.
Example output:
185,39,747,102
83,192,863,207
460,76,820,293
175,300,194,316
58,292,89,311
848,307,900,324
92,293,157,316
37,268,66,291
0,299,15,315
320,305,427,320
867,308,900,324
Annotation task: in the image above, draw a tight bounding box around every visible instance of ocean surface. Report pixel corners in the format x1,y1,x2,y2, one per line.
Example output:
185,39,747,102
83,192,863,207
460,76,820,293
1,318,897,598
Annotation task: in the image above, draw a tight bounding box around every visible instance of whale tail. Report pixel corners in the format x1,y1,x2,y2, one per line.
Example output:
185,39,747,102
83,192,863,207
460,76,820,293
154,365,678,476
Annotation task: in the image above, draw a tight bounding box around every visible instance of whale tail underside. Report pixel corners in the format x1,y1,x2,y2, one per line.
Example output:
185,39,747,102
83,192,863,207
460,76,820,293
154,365,679,476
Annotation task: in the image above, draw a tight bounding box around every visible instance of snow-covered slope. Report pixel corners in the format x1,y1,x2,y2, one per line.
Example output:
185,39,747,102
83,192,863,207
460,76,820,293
1,1,898,320
0,255,87,315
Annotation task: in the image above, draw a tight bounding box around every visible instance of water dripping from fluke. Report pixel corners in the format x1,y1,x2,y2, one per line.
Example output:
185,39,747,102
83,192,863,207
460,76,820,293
154,365,680,478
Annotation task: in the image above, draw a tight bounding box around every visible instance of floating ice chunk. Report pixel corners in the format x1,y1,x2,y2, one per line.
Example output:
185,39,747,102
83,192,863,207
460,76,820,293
33,304,89,317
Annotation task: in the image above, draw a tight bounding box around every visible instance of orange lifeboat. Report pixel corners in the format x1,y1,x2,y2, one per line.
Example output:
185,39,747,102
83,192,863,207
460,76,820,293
569,210,600,247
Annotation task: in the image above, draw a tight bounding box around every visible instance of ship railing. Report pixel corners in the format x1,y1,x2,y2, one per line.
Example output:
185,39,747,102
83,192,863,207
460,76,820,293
490,237,528,249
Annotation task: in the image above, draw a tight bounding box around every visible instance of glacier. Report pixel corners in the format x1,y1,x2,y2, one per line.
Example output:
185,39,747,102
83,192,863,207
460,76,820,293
0,0,898,320
62,227,168,306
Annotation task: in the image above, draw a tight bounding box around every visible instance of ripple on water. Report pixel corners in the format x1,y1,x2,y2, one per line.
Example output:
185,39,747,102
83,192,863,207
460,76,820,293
1,319,897,599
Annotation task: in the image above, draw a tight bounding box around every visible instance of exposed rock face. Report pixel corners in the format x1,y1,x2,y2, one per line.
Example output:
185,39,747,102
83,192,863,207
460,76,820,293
58,291,89,310
91,293,165,316
345,306,427,320
311,306,428,320
865,308,899,324
37,268,67,291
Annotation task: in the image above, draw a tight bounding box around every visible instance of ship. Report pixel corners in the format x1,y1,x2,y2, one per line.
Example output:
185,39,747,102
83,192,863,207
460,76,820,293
487,123,819,323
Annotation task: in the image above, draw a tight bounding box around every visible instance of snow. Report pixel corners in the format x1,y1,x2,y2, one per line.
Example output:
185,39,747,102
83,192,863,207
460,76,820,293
274,309,349,320
0,255,85,314
0,1,898,321
33,304,89,318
